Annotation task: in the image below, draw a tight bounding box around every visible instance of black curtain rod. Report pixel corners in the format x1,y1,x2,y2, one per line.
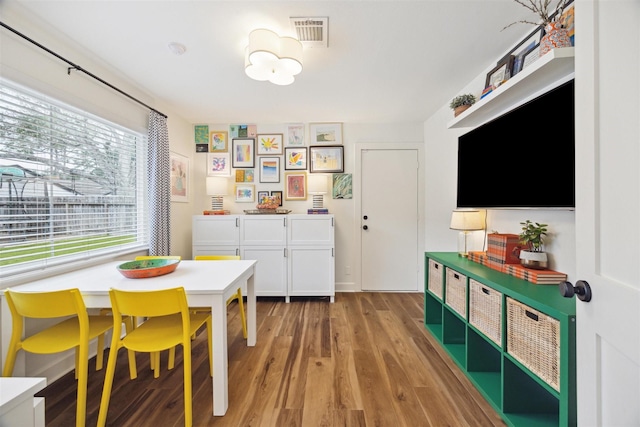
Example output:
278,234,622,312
0,20,168,119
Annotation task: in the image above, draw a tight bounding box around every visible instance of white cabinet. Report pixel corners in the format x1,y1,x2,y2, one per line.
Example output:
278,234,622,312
0,377,47,427
192,214,335,302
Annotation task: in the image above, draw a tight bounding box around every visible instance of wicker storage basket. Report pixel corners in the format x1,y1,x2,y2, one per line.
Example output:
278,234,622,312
507,297,561,391
445,268,467,318
469,279,502,346
427,259,444,299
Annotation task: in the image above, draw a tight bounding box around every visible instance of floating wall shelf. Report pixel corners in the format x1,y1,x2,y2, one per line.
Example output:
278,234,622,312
448,47,575,129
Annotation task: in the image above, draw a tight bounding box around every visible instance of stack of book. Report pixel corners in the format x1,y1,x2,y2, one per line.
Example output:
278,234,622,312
486,233,522,271
307,208,329,214
468,251,489,267
203,210,230,215
503,264,568,285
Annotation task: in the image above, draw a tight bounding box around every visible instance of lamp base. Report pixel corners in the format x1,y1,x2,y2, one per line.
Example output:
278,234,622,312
457,231,471,257
312,194,324,209
211,196,223,211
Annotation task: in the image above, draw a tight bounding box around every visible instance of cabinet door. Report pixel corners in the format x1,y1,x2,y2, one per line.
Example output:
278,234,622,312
240,216,286,246
288,246,335,297
287,215,334,246
192,215,239,246
241,246,287,297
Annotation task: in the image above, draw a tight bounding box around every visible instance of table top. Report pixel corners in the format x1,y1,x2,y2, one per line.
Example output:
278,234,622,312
0,377,47,416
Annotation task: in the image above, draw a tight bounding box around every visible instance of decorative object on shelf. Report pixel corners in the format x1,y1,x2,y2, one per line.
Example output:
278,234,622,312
243,208,291,215
517,220,549,269
244,29,303,86
539,22,572,56
450,210,485,257
206,176,229,212
308,174,329,212
449,94,476,117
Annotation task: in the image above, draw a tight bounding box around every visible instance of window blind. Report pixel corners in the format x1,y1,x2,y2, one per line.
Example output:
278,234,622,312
0,80,148,277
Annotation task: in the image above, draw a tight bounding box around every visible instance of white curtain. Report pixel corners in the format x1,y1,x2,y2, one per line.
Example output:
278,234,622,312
147,111,171,255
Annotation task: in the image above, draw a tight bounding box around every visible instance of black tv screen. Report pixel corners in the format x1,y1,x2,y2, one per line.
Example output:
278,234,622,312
456,79,575,209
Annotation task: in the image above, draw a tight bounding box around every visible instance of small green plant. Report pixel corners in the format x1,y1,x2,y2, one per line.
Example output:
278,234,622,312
519,220,548,252
449,94,476,109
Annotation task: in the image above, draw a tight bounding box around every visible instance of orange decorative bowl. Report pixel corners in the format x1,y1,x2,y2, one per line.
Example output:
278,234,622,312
116,259,180,279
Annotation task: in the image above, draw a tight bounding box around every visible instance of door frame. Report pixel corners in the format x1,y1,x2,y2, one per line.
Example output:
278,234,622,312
354,142,425,292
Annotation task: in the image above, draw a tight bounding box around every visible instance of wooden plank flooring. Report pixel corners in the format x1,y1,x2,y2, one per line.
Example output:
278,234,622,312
38,293,506,427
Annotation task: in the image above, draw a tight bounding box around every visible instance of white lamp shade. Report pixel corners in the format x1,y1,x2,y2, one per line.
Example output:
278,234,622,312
245,29,303,86
308,174,329,194
206,177,228,196
450,210,484,231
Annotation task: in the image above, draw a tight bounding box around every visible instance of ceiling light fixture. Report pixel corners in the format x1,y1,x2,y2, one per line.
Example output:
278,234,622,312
244,29,303,86
168,42,187,56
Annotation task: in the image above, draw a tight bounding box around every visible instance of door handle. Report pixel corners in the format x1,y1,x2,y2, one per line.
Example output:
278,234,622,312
362,225,368,230
559,280,592,302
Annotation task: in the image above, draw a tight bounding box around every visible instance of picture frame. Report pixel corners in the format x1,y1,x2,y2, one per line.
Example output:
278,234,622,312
256,133,283,155
257,191,269,203
485,56,514,89
309,123,343,145
206,153,231,177
194,124,209,153
170,152,189,202
270,190,283,206
232,138,255,168
259,157,280,183
284,147,307,170
509,27,544,76
286,123,305,146
285,172,307,200
522,44,541,70
234,184,255,202
332,173,353,199
309,145,344,173
209,130,228,152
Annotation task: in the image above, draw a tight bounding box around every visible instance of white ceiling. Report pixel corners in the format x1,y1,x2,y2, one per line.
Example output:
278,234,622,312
6,0,538,124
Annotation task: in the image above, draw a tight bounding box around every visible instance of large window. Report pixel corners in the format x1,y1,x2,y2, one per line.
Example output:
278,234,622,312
0,80,148,277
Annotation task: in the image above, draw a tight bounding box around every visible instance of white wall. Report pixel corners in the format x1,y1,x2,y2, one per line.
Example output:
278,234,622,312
424,41,576,281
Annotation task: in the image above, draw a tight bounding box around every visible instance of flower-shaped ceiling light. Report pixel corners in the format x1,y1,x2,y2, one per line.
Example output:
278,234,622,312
244,29,303,86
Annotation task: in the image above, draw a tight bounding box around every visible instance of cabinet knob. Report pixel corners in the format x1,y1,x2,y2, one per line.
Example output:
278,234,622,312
362,225,368,230
559,280,592,302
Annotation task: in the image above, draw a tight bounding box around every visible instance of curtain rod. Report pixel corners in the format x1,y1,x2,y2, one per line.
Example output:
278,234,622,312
0,20,168,119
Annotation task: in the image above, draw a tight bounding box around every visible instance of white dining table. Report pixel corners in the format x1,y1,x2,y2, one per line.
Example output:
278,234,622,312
0,259,257,417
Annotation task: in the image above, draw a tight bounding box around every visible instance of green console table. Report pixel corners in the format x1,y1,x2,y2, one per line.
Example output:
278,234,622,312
424,252,576,427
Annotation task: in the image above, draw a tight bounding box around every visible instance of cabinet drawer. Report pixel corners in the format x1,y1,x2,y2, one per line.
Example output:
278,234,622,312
445,268,467,318
507,297,560,391
427,259,444,299
469,279,502,347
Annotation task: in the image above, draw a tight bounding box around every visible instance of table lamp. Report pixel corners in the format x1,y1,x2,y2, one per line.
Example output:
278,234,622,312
308,174,329,211
450,209,484,257
206,176,229,212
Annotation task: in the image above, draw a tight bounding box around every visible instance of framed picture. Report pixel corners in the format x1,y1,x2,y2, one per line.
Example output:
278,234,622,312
232,138,255,168
234,184,255,202
194,124,209,153
309,145,344,173
257,191,269,203
206,153,231,176
259,157,280,183
309,123,342,145
284,147,307,170
286,123,305,146
170,152,189,202
285,172,307,200
256,133,283,155
522,44,541,70
270,190,283,206
558,3,575,46
209,130,228,152
509,27,544,76
485,56,514,89
332,173,353,199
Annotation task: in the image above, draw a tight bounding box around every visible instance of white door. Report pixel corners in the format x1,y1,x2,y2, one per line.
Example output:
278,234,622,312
359,146,419,291
575,1,640,425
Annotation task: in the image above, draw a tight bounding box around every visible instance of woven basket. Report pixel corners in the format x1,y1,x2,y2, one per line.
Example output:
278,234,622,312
469,279,502,346
507,297,561,391
427,259,443,299
445,268,467,318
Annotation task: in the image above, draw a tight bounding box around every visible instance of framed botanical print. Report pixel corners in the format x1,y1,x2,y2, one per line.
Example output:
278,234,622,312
259,157,280,183
256,133,283,155
232,138,255,168
206,153,231,176
285,172,307,200
170,152,189,202
284,147,307,170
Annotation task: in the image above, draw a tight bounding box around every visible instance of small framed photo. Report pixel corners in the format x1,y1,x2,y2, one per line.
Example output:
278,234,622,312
270,190,283,206
309,145,344,173
206,153,231,177
285,172,307,200
522,43,542,70
234,184,255,202
286,123,305,146
209,130,228,152
257,191,269,203
259,157,280,183
284,147,307,170
232,138,255,168
509,27,543,76
256,133,283,155
170,152,189,203
309,123,342,145
485,56,514,89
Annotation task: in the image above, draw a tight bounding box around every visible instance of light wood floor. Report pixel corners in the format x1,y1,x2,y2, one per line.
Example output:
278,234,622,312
38,293,506,426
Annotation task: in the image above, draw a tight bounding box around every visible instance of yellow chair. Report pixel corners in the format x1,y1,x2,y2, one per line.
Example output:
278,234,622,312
97,287,212,427
2,288,114,427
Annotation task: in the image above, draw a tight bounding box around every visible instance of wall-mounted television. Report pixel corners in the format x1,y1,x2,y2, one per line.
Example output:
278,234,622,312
456,79,575,209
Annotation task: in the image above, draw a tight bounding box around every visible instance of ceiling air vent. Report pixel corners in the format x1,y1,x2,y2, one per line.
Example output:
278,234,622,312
290,17,328,48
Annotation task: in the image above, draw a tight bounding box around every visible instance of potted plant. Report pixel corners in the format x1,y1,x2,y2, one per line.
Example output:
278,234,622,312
450,94,476,117
503,0,572,56
518,220,549,269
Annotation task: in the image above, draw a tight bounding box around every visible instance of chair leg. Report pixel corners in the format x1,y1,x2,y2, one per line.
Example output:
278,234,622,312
97,338,121,427
182,341,193,427
168,347,176,370
96,333,105,370
75,342,89,427
237,288,248,339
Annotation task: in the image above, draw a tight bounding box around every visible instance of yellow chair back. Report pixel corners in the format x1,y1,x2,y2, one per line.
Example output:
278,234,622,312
194,255,240,260
135,255,182,261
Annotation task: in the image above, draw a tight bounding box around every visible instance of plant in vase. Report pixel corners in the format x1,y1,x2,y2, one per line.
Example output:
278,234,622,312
503,0,573,56
518,220,549,269
450,94,476,117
